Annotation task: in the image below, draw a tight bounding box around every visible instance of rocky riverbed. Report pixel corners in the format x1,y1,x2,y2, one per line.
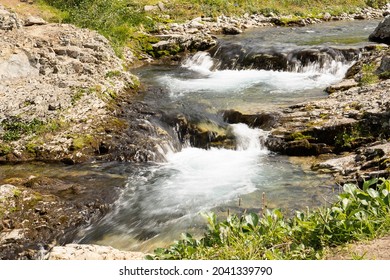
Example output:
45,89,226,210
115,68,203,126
1,2,390,259
0,3,171,259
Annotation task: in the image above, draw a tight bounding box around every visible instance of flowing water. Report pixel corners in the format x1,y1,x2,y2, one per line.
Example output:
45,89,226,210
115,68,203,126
72,20,380,252
0,20,380,253
76,124,335,252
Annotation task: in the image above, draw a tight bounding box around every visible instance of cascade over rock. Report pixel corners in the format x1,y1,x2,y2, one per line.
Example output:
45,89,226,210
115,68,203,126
208,43,360,71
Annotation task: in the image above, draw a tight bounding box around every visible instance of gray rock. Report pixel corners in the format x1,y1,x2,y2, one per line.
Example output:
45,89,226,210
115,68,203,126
379,55,390,72
369,16,390,44
0,229,25,242
0,184,17,198
325,79,359,93
0,52,39,79
24,16,46,26
222,26,242,35
0,5,23,30
157,1,165,11
144,5,158,12
323,12,332,21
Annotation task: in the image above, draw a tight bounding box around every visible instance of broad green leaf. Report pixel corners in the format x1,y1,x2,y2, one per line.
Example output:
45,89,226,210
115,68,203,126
367,188,379,199
245,213,259,228
363,178,378,191
383,195,390,206
342,198,350,210
360,199,368,206
343,184,357,195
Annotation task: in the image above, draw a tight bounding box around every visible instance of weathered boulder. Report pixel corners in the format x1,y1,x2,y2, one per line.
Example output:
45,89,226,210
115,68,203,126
379,55,390,72
0,5,23,30
222,26,242,35
24,16,46,26
325,79,359,93
369,16,390,44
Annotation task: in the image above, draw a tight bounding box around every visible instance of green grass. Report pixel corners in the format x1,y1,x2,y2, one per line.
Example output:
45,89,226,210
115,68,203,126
0,143,12,156
37,0,385,56
149,178,390,260
0,117,65,143
1,117,45,142
360,63,380,85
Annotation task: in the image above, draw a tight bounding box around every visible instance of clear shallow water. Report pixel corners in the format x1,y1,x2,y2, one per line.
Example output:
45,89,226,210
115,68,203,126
219,19,380,48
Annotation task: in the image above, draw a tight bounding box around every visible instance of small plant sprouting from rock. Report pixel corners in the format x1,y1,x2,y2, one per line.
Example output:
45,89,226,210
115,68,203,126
70,134,95,151
105,70,122,78
0,144,12,156
71,88,85,105
1,118,45,142
360,63,379,85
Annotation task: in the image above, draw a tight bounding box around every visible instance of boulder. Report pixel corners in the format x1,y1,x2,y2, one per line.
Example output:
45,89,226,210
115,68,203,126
222,26,242,35
369,16,390,44
144,5,158,12
325,79,359,93
157,1,165,11
0,5,23,30
0,184,17,198
379,55,390,72
24,16,46,26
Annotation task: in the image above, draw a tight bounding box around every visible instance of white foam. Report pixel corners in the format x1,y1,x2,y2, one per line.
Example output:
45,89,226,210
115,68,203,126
159,52,351,97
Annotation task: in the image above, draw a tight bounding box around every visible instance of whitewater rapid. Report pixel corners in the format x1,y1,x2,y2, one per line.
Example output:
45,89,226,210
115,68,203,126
159,51,352,97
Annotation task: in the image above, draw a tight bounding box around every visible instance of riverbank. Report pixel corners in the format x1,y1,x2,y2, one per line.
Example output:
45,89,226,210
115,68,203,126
1,1,390,259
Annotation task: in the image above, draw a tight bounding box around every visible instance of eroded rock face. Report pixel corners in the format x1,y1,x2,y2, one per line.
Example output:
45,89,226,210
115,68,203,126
369,16,390,44
0,5,180,164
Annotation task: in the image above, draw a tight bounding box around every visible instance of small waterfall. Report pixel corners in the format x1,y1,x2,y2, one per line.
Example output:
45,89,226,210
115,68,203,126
230,123,268,151
286,47,358,76
158,50,352,98
181,51,215,74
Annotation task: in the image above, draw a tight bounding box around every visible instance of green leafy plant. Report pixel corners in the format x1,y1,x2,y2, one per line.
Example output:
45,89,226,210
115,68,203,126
360,63,380,85
1,118,45,142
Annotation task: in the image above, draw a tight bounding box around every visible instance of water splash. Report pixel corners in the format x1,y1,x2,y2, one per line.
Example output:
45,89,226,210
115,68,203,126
230,123,268,151
181,51,215,75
